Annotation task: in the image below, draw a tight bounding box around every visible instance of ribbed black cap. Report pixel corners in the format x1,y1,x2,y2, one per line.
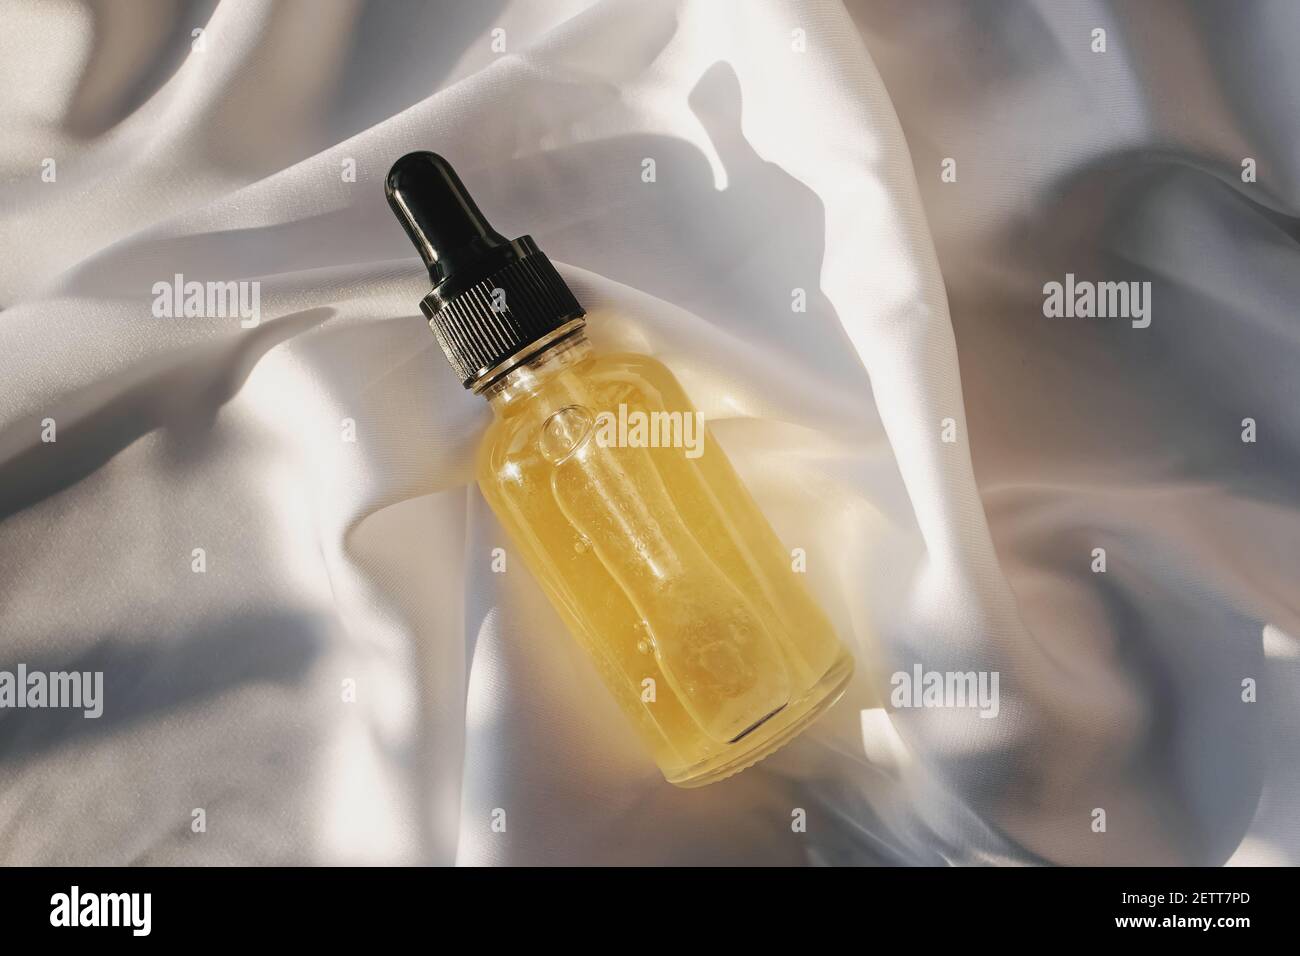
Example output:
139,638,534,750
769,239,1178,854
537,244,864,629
385,152,585,388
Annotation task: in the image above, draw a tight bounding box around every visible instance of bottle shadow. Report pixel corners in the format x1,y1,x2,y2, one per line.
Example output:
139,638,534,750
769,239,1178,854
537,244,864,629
485,61,869,390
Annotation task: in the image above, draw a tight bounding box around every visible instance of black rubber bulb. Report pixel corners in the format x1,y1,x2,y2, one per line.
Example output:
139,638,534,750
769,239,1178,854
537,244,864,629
385,151,509,286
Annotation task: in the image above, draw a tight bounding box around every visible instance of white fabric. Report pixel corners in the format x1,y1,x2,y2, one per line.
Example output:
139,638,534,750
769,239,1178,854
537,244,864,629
1,0,1296,865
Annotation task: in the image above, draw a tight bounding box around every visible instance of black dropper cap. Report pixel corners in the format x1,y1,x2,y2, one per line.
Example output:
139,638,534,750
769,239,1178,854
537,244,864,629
385,152,585,388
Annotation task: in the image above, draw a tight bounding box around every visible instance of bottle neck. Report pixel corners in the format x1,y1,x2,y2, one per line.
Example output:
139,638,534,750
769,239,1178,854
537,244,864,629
478,322,591,412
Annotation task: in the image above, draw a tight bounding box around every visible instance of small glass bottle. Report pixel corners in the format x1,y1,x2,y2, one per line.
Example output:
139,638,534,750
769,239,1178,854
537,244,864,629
386,153,853,786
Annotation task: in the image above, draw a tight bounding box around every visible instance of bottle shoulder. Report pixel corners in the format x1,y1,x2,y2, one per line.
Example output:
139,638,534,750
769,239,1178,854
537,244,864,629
475,348,690,481
585,348,677,379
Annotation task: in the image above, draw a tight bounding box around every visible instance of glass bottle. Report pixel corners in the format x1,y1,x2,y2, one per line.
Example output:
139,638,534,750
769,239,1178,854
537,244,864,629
386,152,853,786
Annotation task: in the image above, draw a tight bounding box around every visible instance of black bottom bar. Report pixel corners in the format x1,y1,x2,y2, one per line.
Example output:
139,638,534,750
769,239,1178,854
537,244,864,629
0,866,1279,941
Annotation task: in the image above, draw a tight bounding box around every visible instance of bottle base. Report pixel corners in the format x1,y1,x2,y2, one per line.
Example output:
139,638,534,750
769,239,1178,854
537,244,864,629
664,652,855,788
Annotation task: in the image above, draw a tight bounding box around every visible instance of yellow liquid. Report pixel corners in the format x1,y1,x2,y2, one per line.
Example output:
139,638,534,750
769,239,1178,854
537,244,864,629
476,334,853,786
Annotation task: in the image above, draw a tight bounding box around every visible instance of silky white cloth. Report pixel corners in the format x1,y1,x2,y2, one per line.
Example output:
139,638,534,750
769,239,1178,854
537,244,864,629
1,0,1296,865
